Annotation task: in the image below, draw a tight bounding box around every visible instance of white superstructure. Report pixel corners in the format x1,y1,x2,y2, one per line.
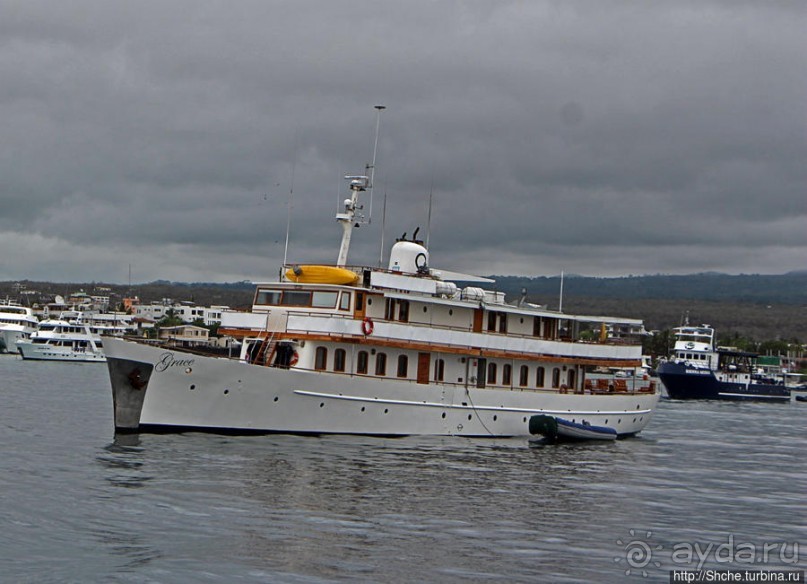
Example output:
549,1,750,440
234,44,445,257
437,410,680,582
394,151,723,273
103,166,659,437
0,301,38,354
17,319,106,362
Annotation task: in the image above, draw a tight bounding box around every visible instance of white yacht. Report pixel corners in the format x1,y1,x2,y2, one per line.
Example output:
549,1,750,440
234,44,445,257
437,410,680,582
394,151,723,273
103,170,660,437
17,319,106,362
0,300,38,354
60,310,136,337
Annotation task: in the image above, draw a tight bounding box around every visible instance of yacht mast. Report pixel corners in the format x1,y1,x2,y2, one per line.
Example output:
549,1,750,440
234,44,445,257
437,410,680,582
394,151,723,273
336,175,368,266
335,107,386,267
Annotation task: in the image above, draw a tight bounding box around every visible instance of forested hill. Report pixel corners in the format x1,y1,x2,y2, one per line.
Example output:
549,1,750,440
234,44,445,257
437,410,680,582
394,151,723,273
487,273,807,341
490,273,807,306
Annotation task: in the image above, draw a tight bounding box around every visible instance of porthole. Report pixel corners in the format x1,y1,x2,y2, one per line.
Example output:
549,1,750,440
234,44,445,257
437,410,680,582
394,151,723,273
441,412,446,419
523,417,527,423
273,396,278,402
320,403,325,408
361,406,366,412
493,415,498,421
384,408,389,414
605,419,608,424
449,309,453,316
468,414,472,421
423,306,428,313
189,384,196,390
223,389,230,395
618,418,622,423
185,367,193,374
367,298,373,305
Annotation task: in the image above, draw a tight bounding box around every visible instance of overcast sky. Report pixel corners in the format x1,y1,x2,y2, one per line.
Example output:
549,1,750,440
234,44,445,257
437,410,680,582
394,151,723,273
1,1,804,283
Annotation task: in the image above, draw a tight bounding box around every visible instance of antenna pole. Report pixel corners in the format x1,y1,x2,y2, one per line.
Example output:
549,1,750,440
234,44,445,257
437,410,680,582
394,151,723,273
426,182,433,248
283,129,299,270
367,105,386,223
558,270,564,313
379,190,387,267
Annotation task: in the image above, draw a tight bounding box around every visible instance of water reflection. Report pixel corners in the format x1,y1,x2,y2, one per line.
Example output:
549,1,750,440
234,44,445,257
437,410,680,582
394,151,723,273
72,400,807,581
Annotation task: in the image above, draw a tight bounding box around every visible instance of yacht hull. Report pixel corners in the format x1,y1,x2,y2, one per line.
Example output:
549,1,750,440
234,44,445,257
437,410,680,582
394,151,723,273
17,341,106,362
104,337,659,437
1,329,26,354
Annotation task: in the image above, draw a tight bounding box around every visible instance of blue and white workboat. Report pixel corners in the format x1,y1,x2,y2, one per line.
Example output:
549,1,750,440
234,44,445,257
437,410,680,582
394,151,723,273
657,325,790,402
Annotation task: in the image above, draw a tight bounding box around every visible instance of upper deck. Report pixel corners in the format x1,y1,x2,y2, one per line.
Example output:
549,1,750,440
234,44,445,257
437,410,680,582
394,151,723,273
218,263,646,367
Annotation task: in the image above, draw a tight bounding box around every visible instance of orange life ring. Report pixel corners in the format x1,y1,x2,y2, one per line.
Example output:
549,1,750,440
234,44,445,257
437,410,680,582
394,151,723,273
289,351,299,367
362,317,374,335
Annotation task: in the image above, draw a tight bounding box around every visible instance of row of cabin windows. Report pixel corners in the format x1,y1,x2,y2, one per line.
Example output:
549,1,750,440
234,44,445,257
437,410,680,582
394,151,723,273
485,313,562,338
256,290,573,343
313,346,575,388
256,289,351,311
504,363,573,388
679,352,708,361
315,347,409,378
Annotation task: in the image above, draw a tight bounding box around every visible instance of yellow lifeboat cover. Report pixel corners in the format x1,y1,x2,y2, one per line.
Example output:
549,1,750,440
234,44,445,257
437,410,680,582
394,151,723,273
285,265,359,285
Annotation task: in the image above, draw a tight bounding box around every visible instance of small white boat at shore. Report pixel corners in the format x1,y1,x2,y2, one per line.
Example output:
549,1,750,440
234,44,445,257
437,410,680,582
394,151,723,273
17,319,106,362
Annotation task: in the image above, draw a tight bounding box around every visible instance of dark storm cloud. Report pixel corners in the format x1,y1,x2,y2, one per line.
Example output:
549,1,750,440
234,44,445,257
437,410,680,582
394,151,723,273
0,0,804,282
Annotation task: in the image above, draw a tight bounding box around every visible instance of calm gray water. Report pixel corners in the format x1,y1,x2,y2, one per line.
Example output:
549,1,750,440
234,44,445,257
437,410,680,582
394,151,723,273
1,356,804,583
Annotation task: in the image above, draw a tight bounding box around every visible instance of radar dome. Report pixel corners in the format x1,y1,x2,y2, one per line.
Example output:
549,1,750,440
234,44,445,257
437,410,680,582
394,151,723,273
388,241,429,275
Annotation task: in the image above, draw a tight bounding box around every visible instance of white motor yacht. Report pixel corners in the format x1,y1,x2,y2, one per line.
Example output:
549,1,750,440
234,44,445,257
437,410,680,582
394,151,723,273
0,300,38,354
103,169,659,437
17,319,106,362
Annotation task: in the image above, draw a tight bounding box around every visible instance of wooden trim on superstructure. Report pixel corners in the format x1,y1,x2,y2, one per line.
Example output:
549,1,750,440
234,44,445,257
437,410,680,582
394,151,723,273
217,328,641,368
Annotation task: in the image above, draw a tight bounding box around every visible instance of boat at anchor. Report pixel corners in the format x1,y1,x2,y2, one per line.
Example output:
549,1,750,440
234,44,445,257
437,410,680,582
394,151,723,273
657,325,790,402
17,319,106,362
103,154,659,437
0,300,38,354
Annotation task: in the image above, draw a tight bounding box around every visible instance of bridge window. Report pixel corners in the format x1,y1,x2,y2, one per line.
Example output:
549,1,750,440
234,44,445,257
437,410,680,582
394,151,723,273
339,292,351,311
281,291,311,306
255,289,282,305
312,291,338,308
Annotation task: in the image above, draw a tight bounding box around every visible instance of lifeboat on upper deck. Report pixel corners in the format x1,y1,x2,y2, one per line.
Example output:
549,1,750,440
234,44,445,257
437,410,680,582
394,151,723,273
285,265,359,285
